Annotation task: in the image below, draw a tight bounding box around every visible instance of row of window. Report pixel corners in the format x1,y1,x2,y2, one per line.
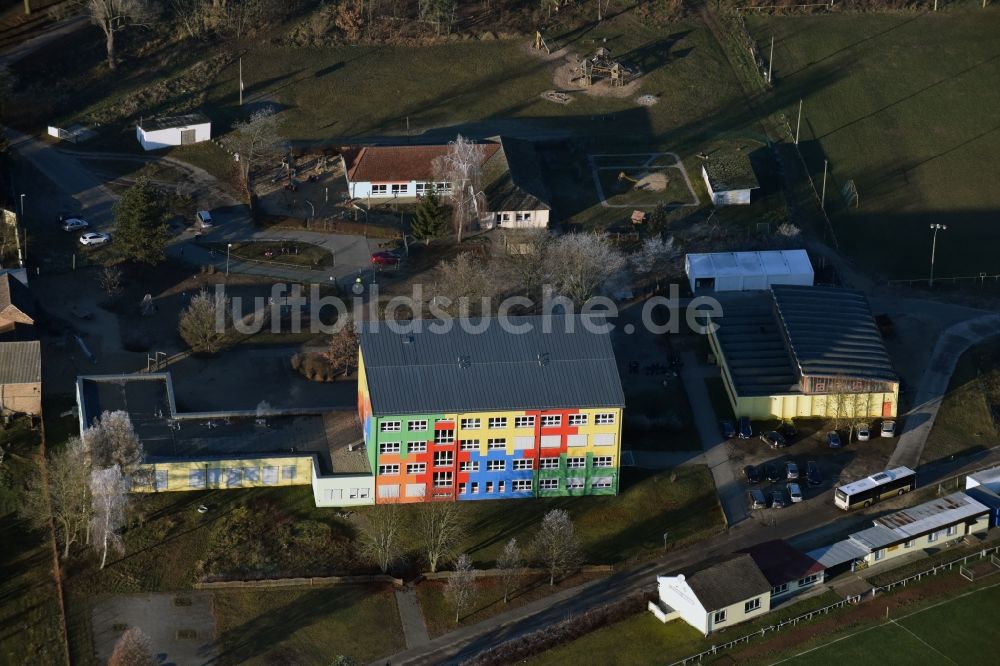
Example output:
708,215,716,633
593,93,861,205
378,475,615,494
369,182,454,196
378,456,614,475
496,212,534,222
873,525,962,561
150,465,300,490
324,487,370,501
378,433,617,455
378,413,616,433
713,598,763,625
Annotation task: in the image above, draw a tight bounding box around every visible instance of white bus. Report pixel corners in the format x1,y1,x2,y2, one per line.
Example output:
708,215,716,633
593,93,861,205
834,467,916,510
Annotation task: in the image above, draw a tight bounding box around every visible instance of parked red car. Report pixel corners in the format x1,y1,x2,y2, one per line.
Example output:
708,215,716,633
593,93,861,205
370,251,400,266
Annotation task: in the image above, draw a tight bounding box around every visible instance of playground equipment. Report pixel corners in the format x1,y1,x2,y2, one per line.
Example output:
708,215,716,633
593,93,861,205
578,47,636,87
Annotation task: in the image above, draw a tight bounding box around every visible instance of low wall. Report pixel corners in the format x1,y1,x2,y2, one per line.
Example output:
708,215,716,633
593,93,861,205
194,574,403,589
420,565,613,580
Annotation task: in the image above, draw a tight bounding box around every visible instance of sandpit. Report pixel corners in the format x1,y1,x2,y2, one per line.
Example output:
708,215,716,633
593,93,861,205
634,172,669,192
636,94,658,106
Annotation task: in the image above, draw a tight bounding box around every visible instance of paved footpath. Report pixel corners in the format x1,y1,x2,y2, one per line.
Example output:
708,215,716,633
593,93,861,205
889,313,1000,470
394,586,430,649
680,350,748,526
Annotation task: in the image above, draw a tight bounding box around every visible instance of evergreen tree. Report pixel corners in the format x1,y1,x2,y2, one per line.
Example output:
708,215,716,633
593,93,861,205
647,205,670,236
112,177,171,264
412,188,447,245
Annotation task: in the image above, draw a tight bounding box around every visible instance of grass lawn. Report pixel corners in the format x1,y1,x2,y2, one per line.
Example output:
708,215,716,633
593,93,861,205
526,590,841,666
204,240,335,269
416,572,603,638
921,339,999,464
448,466,722,567
594,166,697,208
212,585,403,665
781,582,1000,666
747,9,1000,279
0,419,67,665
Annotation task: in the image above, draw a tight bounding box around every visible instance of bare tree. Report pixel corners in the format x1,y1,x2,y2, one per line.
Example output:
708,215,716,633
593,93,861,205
776,222,801,238
90,465,128,569
493,229,553,301
415,501,466,574
496,537,524,604
433,252,505,317
179,289,233,355
326,314,358,376
546,233,627,304
630,235,680,281
433,135,486,243
223,106,283,200
19,438,92,559
532,509,582,586
83,0,156,71
444,553,477,625
98,264,123,299
83,410,144,474
108,627,156,666
358,501,405,573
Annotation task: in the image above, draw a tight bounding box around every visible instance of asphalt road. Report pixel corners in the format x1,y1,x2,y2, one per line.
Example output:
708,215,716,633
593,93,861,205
0,13,88,68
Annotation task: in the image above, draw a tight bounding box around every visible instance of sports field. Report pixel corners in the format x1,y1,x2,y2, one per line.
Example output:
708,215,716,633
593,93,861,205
778,581,1000,665
748,9,1000,279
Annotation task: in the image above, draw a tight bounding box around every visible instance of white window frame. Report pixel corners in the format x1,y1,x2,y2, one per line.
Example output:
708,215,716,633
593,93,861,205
487,438,506,450
797,574,818,586
512,479,532,492
713,610,726,624
435,430,455,444
928,531,939,543
515,416,535,429
591,477,613,489
488,417,508,429
487,460,506,471
379,442,401,454
470,481,479,494
380,420,401,432
460,439,480,451
568,414,588,426
540,457,560,470
460,461,479,472
513,459,533,471
541,415,562,428
282,465,297,481
189,468,206,489
744,598,761,613
498,481,505,493
434,451,453,467
566,478,585,490
407,463,426,475
379,464,400,475
595,413,616,425
946,525,959,537
390,183,408,194
458,482,467,494
772,583,788,595
409,441,427,453
486,481,494,494
593,456,613,468
566,457,586,469
433,472,453,487
408,420,428,431
371,184,388,195
460,418,481,429
904,540,914,549
539,478,559,490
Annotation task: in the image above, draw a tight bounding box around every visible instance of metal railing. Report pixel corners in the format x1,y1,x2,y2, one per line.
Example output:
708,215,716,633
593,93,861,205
872,544,1000,594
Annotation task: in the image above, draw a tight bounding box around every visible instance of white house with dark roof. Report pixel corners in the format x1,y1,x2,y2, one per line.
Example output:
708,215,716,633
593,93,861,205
136,113,211,151
650,553,772,635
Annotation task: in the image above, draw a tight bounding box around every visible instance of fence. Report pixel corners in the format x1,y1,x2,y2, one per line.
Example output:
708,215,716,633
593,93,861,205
871,544,1000,594
194,573,403,589
667,594,863,666
887,273,1000,289
420,564,613,581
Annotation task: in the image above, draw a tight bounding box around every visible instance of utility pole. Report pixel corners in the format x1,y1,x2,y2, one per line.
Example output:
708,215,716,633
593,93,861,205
239,57,244,106
226,242,232,277
795,99,803,144
768,37,774,84
820,160,828,211
928,224,947,288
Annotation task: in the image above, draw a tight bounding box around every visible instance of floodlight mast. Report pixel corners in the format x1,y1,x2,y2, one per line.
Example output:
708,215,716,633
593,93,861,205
928,224,947,288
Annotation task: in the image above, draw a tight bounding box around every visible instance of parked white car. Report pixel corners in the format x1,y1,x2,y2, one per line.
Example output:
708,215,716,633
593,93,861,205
62,217,90,231
79,232,111,246
881,420,896,438
857,423,871,441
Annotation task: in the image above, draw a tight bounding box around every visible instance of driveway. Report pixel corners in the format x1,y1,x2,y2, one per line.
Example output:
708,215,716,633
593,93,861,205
92,592,217,665
888,313,1000,470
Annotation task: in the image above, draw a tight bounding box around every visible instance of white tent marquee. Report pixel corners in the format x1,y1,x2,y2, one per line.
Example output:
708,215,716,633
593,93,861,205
685,249,814,293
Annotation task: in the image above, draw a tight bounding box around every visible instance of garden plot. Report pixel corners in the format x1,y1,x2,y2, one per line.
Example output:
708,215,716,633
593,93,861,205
590,153,698,208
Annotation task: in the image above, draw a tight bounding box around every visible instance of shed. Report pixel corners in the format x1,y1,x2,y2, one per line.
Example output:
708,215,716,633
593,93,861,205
701,151,759,207
136,113,211,151
685,249,814,293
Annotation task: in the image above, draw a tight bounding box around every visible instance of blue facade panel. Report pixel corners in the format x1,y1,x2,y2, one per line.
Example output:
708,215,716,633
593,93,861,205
459,449,534,501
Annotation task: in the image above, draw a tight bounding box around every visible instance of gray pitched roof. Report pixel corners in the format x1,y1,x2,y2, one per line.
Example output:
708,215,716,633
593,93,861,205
0,340,40,384
482,136,551,213
712,299,801,397
359,315,624,416
0,272,35,323
771,285,897,383
684,554,771,610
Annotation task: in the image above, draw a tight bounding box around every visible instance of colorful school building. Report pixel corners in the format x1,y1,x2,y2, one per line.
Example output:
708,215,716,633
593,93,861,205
357,315,626,503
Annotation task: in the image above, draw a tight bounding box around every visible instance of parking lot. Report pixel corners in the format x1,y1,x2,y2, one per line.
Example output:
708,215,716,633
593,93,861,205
724,418,900,525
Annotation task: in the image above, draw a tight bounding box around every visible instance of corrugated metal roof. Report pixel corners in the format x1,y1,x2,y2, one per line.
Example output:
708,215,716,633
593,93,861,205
0,340,40,384
685,250,813,282
359,315,625,415
808,539,870,568
137,113,210,132
874,492,989,537
849,525,900,550
771,285,898,382
711,300,801,397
